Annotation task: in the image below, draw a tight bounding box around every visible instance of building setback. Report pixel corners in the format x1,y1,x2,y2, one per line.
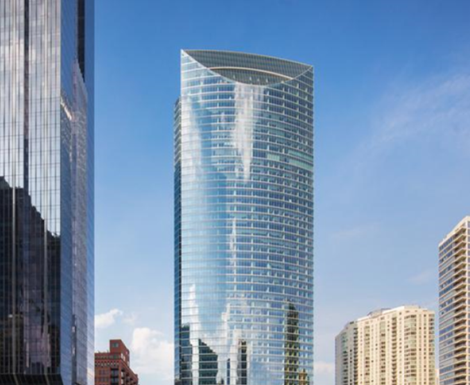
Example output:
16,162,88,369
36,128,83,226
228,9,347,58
439,216,470,385
174,50,314,385
95,340,139,385
0,1,94,384
336,306,435,385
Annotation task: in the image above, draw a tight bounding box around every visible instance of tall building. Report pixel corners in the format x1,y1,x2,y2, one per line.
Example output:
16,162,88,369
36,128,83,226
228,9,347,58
0,1,94,384
336,306,435,385
174,50,314,385
439,216,470,385
95,340,139,385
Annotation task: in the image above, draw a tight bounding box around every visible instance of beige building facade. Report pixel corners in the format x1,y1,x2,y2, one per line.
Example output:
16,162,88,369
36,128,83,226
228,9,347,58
336,306,435,385
439,216,470,385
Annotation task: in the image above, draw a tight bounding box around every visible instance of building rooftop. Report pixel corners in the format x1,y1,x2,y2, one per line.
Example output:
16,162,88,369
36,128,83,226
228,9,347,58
183,49,312,86
338,305,434,330
439,215,470,246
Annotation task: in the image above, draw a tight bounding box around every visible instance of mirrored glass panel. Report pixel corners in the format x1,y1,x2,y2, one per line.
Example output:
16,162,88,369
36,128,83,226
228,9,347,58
175,50,314,385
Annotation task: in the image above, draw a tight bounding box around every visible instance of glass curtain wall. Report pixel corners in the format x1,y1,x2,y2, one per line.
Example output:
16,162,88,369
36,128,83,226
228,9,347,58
0,1,94,384
175,50,314,385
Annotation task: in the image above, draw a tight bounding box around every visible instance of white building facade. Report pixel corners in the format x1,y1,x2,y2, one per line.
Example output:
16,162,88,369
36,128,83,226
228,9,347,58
336,306,435,385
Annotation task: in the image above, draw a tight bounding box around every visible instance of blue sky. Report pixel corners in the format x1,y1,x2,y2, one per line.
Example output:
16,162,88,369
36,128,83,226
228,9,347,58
94,1,470,384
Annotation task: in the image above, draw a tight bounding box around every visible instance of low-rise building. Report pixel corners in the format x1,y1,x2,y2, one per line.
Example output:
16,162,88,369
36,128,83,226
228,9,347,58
95,340,139,385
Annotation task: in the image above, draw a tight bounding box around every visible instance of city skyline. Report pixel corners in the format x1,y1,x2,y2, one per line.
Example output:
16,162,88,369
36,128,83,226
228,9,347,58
0,0,461,385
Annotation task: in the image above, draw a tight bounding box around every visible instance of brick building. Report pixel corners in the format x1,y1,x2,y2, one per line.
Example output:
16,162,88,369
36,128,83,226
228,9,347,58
95,340,139,385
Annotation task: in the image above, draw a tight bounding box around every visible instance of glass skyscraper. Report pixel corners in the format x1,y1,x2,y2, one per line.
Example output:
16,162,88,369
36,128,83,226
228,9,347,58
175,50,314,385
0,1,94,384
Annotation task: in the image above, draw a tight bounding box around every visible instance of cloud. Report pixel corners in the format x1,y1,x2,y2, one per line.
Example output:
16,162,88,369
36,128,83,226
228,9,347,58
123,313,139,325
131,327,174,379
315,361,335,375
369,72,470,153
95,309,123,329
409,269,436,285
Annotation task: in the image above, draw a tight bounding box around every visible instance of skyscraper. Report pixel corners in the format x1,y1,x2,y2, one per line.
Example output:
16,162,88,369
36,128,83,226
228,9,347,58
335,306,436,385
439,216,470,385
0,1,94,384
174,50,314,385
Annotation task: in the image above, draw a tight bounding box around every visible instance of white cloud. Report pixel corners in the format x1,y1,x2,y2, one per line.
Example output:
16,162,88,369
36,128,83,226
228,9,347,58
131,327,174,380
315,361,335,375
123,312,139,325
95,309,123,329
370,72,470,153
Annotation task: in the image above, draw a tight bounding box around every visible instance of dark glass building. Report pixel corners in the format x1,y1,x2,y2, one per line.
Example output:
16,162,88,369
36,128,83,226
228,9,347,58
175,50,314,385
0,1,94,384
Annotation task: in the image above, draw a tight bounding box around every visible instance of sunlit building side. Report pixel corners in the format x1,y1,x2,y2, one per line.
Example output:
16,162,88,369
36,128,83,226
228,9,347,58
336,306,435,385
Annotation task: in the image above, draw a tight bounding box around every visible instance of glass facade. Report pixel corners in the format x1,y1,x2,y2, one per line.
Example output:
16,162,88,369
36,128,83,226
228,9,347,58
175,50,314,385
0,0,94,384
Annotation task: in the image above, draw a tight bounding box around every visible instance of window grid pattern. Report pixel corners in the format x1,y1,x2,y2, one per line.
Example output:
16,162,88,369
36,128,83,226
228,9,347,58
175,50,314,385
439,217,470,385
0,1,94,384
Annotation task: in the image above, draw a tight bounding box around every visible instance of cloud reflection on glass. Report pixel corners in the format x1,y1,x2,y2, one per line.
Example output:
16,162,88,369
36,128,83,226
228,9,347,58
175,50,314,385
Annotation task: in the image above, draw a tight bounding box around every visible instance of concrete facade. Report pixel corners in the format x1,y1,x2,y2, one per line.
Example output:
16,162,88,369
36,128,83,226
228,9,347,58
336,306,435,385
